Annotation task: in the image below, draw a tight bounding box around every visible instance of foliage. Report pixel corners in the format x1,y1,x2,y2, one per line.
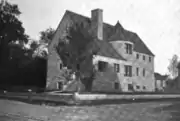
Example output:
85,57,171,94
167,54,179,79
0,0,29,67
39,27,55,44
30,40,39,51
0,0,29,44
56,23,100,92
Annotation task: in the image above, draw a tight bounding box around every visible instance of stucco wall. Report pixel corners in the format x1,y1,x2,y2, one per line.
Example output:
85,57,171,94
92,55,133,92
110,41,155,92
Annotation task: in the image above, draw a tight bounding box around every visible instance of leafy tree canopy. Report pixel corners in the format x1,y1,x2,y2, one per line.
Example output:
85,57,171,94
39,27,55,44
56,23,100,92
167,54,179,79
0,0,29,44
0,0,29,67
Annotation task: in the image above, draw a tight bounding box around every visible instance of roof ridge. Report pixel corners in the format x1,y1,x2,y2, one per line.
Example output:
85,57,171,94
66,10,115,27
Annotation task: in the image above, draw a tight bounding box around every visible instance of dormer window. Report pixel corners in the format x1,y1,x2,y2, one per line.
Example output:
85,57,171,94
125,43,132,54
136,53,139,59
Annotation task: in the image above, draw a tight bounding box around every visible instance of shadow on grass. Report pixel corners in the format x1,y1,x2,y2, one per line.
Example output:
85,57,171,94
2,94,180,107
154,101,180,121
0,96,74,107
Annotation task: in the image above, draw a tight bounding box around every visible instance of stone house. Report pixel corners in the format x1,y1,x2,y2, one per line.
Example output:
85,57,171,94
47,9,155,92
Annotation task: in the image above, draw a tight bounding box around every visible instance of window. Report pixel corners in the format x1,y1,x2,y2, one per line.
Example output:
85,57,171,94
128,84,134,91
149,56,151,62
114,63,120,72
136,53,139,59
98,61,108,72
136,85,140,89
143,55,146,60
136,67,139,76
60,63,63,69
124,65,132,77
143,86,146,90
58,82,63,90
76,64,80,70
143,68,145,77
125,43,132,54
114,82,119,89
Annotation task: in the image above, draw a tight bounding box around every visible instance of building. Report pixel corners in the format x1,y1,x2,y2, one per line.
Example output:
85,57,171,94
47,9,155,92
154,72,168,92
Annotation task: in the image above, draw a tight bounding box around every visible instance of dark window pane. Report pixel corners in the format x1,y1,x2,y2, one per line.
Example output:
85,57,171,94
136,67,139,76
149,56,151,62
77,64,80,70
60,63,62,69
98,61,108,72
124,65,132,77
129,66,132,77
143,55,146,60
143,86,146,90
129,44,132,54
136,85,140,89
114,63,120,72
58,82,63,90
114,82,119,89
128,84,134,91
143,69,145,77
136,54,139,59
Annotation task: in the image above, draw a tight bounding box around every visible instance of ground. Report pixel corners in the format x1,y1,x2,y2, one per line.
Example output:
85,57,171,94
0,99,180,121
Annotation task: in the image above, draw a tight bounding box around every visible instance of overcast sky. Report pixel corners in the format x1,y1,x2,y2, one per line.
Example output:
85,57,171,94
8,0,180,74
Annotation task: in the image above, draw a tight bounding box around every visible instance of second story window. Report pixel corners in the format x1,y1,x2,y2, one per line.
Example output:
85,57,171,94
124,65,132,77
98,61,108,72
143,55,146,61
149,56,151,62
125,43,132,54
114,63,120,72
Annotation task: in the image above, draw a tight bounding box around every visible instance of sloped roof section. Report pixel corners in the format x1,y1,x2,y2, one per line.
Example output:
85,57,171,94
108,21,127,41
123,30,154,56
64,10,154,57
94,40,126,60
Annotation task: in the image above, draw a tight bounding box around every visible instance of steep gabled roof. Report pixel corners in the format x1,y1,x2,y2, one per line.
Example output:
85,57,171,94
108,21,127,41
64,10,154,57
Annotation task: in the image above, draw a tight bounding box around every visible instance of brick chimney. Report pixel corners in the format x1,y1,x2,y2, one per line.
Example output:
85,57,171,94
91,9,103,40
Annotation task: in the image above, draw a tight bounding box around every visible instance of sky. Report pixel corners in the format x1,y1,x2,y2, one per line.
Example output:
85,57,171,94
8,0,180,75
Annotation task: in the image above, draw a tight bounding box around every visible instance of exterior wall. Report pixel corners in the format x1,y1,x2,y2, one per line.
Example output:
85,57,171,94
92,55,132,92
46,12,72,90
110,41,155,92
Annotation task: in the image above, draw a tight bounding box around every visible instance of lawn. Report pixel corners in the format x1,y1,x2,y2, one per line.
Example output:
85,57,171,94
0,99,180,121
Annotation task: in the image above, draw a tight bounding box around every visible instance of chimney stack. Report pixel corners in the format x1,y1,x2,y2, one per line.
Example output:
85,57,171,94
91,9,103,40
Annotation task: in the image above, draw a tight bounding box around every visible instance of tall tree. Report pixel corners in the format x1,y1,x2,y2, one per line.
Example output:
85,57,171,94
168,54,179,79
56,23,100,92
39,27,55,44
0,0,29,67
